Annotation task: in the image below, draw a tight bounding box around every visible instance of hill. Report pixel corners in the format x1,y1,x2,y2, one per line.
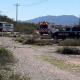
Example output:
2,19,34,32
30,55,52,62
27,15,79,25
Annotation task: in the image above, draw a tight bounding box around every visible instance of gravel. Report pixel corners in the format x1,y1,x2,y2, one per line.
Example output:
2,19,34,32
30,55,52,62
0,37,80,80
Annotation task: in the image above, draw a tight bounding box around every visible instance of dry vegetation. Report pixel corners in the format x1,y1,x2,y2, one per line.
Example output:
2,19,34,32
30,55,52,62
0,48,16,65
57,47,80,55
59,39,80,46
39,55,80,74
15,35,54,46
0,47,30,80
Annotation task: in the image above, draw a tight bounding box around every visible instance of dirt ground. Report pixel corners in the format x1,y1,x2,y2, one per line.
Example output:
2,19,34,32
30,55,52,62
0,37,80,80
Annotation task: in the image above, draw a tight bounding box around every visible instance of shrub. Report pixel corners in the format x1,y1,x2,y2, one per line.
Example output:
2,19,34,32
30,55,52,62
23,38,36,44
0,48,15,65
0,70,30,80
0,48,30,80
9,73,30,80
59,39,80,46
23,38,53,46
15,35,54,46
34,39,53,46
15,37,24,43
57,47,80,55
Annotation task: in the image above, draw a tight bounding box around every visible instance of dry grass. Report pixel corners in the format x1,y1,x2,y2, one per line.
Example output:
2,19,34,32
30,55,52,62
0,70,30,80
15,36,54,46
57,47,80,55
39,56,80,74
59,39,80,46
0,48,16,65
0,47,30,80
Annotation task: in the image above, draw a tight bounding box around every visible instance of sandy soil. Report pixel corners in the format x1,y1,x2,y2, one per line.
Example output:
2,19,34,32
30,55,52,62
0,37,80,80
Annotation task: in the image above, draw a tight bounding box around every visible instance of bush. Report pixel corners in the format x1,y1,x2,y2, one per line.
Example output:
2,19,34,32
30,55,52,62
9,73,30,80
59,39,80,46
15,35,34,43
0,48,15,65
15,37,24,43
23,38,53,46
16,35,54,46
0,48,30,80
34,39,53,46
23,38,36,44
57,47,80,55
0,70,30,80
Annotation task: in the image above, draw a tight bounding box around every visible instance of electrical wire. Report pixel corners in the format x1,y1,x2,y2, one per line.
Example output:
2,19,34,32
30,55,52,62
19,0,49,7
26,0,49,6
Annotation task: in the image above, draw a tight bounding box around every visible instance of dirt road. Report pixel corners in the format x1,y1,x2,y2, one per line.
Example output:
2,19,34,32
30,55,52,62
0,37,80,80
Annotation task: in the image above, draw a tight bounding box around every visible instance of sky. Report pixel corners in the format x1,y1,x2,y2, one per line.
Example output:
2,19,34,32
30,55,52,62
0,0,80,21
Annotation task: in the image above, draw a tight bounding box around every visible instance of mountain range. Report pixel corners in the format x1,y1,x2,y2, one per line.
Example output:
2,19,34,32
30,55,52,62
27,15,79,25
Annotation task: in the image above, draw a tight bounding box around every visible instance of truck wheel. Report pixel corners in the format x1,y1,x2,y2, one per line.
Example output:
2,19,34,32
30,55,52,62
40,33,43,35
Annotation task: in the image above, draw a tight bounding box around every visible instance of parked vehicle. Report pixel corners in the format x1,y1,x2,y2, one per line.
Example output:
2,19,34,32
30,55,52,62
51,26,80,39
34,21,80,39
0,22,14,32
37,22,49,35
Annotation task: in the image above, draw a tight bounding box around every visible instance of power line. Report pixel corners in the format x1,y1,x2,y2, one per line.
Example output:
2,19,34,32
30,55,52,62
14,0,49,21
19,0,49,7
27,0,48,7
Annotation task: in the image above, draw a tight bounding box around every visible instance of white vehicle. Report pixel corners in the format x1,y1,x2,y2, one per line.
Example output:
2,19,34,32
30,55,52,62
0,22,14,32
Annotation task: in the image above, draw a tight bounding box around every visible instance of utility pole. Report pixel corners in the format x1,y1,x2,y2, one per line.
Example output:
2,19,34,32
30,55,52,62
16,4,18,22
0,11,1,24
79,16,80,26
15,1,19,23
12,0,20,48
0,11,2,16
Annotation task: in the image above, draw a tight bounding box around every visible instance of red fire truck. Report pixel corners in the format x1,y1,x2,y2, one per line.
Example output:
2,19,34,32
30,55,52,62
37,22,49,35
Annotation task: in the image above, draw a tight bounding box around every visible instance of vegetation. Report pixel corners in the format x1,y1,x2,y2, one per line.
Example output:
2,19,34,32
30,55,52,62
0,15,14,23
23,39,53,45
15,22,37,34
40,56,80,73
0,48,15,65
0,70,30,80
57,47,80,55
9,73,30,80
16,35,53,46
59,39,80,46
15,36,24,43
0,47,30,80
0,15,37,34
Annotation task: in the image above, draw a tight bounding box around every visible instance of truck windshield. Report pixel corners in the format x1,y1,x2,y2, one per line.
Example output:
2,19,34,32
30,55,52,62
40,25,48,28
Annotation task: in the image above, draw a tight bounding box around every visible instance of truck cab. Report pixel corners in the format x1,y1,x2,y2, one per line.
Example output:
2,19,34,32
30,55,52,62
37,22,49,35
